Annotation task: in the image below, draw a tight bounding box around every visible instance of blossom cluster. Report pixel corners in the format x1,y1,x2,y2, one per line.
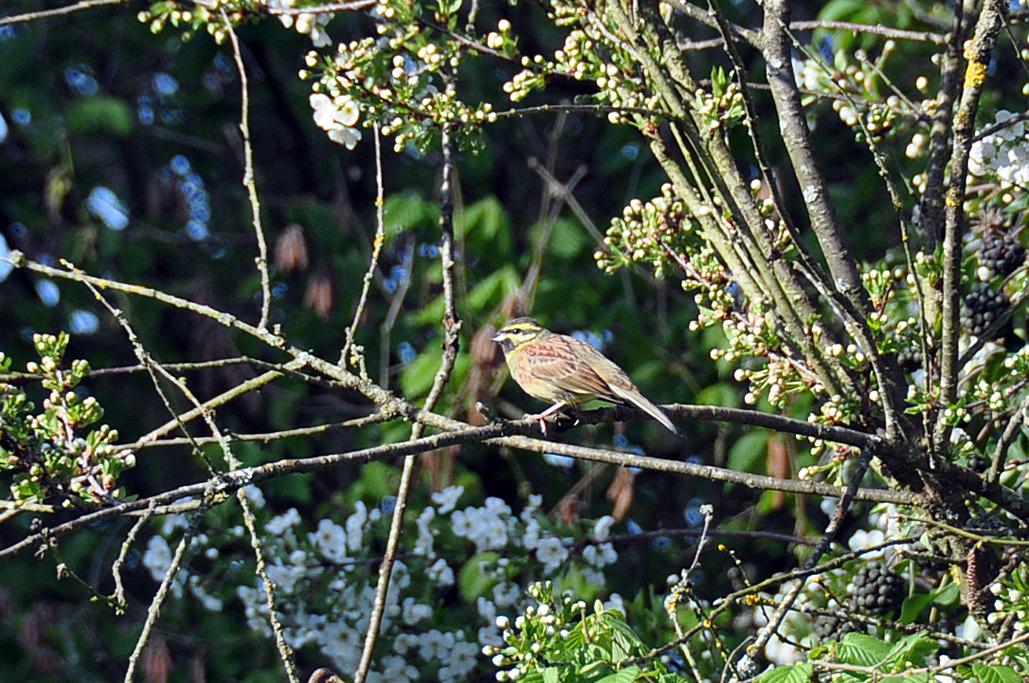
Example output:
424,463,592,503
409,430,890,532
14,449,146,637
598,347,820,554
140,484,626,680
968,110,1029,190
0,334,135,506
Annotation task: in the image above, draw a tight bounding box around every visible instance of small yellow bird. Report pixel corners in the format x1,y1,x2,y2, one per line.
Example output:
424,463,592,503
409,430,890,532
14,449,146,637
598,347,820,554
492,317,679,435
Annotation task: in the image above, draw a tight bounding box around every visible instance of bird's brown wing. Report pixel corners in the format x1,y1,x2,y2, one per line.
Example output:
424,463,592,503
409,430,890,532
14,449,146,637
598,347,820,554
520,334,621,403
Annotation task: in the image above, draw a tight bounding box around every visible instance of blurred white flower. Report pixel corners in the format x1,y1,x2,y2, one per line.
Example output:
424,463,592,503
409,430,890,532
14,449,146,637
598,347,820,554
418,629,456,660
319,620,362,672
603,592,624,614
265,507,301,535
379,654,418,682
592,515,615,541
583,542,618,568
143,535,171,581
311,518,348,563
241,484,265,509
428,558,454,587
847,528,886,559
345,502,367,553
492,581,520,607
415,506,436,557
431,484,464,514
265,558,303,593
439,641,480,682
402,597,433,625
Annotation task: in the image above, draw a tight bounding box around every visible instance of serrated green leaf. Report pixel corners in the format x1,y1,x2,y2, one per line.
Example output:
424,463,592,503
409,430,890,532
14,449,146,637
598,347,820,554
596,665,640,683
757,662,813,683
836,633,892,667
882,632,936,668
972,663,1023,683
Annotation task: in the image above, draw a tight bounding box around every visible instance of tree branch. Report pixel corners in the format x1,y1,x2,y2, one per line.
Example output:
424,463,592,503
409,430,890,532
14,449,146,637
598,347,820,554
937,0,1008,449
0,0,122,25
223,12,272,331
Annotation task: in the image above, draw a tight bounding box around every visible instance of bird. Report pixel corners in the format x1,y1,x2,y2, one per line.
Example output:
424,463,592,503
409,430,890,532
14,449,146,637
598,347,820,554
491,317,679,436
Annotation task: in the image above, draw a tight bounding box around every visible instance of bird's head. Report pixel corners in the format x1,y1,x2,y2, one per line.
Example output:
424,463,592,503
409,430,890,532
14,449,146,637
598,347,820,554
492,317,548,354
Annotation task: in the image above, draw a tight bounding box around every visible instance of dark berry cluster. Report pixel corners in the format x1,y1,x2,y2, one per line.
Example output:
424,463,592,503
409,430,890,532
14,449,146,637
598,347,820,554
979,232,1026,278
850,564,906,615
812,612,859,642
897,346,921,373
961,285,1008,338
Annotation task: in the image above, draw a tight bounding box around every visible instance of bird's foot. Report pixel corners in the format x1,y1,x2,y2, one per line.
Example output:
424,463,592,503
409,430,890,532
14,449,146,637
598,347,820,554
522,410,578,436
523,412,550,436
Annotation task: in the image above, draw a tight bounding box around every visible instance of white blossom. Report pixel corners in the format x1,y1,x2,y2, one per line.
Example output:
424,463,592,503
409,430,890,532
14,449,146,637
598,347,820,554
439,641,480,682
265,507,301,535
431,484,464,514
592,515,615,541
402,597,433,625
418,629,457,661
534,536,568,573
309,93,362,150
310,518,348,563
428,558,454,587
345,502,367,553
143,535,172,581
492,581,520,607
241,484,265,508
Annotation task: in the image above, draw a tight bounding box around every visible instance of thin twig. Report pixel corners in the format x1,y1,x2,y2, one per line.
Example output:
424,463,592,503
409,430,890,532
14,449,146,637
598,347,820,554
0,0,122,25
341,124,386,368
10,253,1029,518
121,413,390,451
0,419,918,562
263,0,375,14
110,504,156,611
988,397,1029,484
124,506,205,682
747,448,872,658
354,122,462,682
223,11,272,331
89,282,298,682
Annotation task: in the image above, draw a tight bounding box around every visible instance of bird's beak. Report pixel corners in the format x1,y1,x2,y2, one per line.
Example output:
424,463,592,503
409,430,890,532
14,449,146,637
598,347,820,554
491,332,504,343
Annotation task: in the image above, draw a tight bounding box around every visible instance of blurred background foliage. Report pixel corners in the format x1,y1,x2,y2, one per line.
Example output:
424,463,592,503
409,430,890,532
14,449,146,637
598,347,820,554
0,0,1022,680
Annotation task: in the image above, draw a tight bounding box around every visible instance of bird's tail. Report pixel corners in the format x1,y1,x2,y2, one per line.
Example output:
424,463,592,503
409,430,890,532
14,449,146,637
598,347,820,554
610,385,680,436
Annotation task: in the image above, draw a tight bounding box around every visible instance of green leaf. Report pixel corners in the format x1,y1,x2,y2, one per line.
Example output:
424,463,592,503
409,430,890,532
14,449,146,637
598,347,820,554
383,192,432,240
460,196,512,254
899,593,933,624
542,667,560,683
880,675,928,683
596,666,640,683
835,633,892,667
972,663,1024,683
467,266,520,313
932,582,960,606
549,217,589,259
757,663,813,683
67,96,133,137
882,632,936,668
728,430,769,474
695,382,740,408
458,551,501,601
